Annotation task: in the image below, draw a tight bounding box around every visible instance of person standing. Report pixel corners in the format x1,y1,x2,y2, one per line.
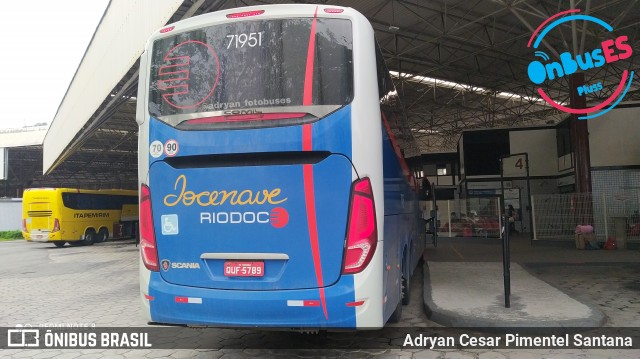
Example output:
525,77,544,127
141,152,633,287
507,204,517,233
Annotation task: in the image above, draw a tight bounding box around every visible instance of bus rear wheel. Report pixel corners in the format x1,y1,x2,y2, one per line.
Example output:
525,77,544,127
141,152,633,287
96,228,108,243
83,230,96,246
53,241,66,248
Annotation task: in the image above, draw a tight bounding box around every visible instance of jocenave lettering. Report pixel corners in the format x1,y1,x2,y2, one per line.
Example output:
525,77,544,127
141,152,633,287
163,175,287,207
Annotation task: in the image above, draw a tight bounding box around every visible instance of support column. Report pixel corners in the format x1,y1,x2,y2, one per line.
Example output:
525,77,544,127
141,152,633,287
569,73,594,226
569,73,591,193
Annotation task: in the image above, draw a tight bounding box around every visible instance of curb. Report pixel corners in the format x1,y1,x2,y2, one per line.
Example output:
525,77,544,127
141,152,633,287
422,262,606,327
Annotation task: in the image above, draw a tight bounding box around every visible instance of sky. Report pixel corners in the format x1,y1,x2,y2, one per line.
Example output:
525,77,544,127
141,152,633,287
0,0,109,130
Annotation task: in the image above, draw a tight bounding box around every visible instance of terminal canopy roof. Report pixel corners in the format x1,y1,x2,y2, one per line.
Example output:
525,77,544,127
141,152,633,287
42,0,640,190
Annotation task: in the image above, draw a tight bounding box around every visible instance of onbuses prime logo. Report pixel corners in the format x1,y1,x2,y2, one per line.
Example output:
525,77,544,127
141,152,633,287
527,9,634,120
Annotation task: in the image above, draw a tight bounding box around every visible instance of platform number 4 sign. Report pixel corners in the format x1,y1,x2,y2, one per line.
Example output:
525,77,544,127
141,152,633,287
514,158,523,170
502,154,527,177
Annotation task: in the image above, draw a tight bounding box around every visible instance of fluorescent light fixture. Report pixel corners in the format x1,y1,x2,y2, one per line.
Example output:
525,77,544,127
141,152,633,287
389,70,555,105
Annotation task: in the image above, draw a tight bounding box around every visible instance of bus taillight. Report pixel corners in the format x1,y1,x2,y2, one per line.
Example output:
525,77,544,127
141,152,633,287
343,177,377,274
22,219,27,232
140,184,159,271
52,218,60,233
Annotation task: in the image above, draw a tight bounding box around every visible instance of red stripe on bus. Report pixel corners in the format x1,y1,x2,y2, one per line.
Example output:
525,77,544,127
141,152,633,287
302,123,327,320
302,124,312,151
303,6,319,106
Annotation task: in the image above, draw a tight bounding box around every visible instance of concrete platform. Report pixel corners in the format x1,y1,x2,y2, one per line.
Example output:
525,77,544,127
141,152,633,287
423,261,606,327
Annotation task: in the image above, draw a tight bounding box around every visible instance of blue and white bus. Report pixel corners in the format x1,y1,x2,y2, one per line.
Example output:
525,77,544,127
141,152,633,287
137,4,425,329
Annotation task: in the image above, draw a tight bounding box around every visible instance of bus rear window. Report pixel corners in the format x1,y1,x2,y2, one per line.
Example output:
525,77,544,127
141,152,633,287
149,18,353,119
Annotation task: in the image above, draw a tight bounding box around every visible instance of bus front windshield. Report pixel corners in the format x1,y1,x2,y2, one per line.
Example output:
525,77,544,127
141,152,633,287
148,18,353,120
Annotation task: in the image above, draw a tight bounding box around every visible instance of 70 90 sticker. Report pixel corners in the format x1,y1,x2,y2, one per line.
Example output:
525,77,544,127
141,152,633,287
150,140,163,158
164,139,179,157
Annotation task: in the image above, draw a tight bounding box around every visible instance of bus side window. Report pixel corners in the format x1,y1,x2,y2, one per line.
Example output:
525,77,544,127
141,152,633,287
93,195,106,210
62,193,77,209
77,194,91,210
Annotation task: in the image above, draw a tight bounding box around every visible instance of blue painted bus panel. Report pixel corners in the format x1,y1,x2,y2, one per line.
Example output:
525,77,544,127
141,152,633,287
380,121,422,321
148,106,353,162
147,106,353,292
149,155,352,291
148,271,357,328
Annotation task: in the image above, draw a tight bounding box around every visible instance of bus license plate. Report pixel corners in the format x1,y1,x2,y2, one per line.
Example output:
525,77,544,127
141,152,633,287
224,261,264,277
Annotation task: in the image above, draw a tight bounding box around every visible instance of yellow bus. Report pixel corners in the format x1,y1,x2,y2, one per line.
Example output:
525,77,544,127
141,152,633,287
22,188,138,247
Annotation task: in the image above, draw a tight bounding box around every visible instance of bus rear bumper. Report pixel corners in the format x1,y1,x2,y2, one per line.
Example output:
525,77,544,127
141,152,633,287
26,230,65,242
27,233,51,242
144,272,376,329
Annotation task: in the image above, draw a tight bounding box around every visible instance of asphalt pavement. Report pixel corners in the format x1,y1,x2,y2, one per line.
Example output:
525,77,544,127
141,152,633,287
1,238,639,358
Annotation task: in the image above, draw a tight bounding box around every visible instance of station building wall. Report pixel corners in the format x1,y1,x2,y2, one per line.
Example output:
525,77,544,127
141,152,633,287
456,104,640,236
589,105,640,169
588,105,640,240
509,129,557,177
588,105,640,202
0,198,22,231
413,152,459,200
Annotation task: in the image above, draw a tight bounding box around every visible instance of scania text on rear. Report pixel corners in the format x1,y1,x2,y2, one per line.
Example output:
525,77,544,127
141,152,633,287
137,4,426,329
